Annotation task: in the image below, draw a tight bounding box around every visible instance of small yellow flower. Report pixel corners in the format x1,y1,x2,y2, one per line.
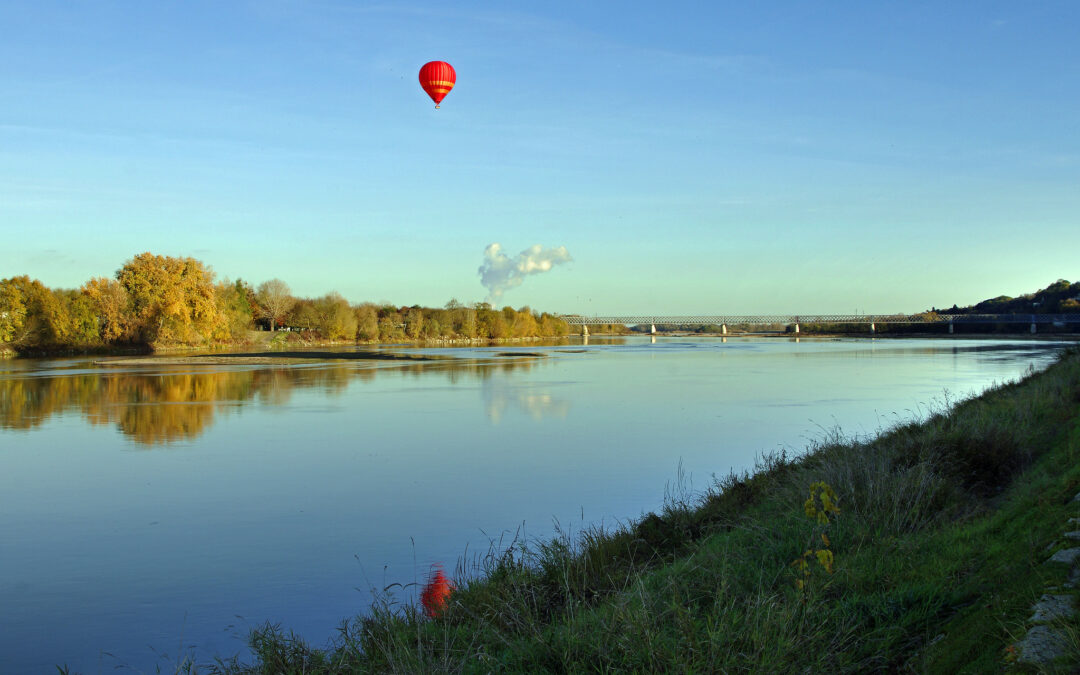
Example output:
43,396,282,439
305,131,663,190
815,549,834,574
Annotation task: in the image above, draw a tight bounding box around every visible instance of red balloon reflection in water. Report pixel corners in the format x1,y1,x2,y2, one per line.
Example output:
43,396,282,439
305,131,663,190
420,566,454,618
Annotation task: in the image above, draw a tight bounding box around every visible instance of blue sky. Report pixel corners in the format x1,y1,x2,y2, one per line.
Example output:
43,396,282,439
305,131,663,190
1,1,1077,314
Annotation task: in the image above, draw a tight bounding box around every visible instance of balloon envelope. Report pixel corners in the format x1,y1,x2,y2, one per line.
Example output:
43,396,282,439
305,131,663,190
419,61,456,108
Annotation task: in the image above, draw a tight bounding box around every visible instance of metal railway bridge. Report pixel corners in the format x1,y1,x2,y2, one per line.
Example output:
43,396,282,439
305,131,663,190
558,314,1080,335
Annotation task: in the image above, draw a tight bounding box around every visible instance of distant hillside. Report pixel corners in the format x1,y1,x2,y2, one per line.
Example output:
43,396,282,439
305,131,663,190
932,279,1080,315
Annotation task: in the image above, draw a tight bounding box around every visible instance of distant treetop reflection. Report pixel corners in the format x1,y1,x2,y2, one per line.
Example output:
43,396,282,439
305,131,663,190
0,357,540,445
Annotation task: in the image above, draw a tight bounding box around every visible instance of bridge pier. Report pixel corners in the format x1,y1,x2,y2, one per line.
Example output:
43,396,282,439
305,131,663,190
721,323,727,335
794,323,800,334
650,323,656,335
948,320,954,334
1031,317,1037,334
582,325,589,337
870,322,875,334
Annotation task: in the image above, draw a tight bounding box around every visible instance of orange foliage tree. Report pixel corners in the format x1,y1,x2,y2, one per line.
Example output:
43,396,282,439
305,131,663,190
117,253,223,345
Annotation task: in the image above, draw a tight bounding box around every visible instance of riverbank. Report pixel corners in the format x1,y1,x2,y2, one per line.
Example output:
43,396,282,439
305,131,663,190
197,347,1080,673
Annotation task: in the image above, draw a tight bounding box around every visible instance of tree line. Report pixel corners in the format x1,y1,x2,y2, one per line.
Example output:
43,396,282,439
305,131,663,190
0,252,570,352
931,279,1080,315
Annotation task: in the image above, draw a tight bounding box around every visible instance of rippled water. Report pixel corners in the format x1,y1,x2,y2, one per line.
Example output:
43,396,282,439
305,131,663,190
0,337,1071,673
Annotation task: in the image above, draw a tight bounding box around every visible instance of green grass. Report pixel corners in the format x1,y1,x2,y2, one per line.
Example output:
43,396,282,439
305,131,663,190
201,348,1080,674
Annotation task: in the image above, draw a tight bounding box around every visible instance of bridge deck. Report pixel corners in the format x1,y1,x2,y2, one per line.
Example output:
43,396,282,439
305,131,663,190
558,314,1080,326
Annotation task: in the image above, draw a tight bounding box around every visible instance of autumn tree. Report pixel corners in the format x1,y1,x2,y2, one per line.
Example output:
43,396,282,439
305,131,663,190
445,299,476,338
0,276,72,346
355,303,379,341
422,309,444,338
117,253,222,344
475,303,507,339
289,299,320,331
405,307,424,339
378,306,405,342
256,279,295,331
313,293,357,340
540,311,570,336
0,278,27,343
512,306,540,337
81,277,131,343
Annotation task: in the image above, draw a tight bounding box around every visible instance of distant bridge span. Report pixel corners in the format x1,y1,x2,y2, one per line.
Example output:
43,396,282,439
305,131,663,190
557,314,1080,334
559,314,1080,326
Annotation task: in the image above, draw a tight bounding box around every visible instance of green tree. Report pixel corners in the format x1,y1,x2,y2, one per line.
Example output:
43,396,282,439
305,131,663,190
61,290,100,346
215,279,255,339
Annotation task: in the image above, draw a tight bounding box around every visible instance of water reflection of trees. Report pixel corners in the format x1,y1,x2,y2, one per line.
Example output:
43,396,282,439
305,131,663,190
0,357,545,445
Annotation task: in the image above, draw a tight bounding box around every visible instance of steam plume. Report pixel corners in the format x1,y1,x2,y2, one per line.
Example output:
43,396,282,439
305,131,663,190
478,243,572,304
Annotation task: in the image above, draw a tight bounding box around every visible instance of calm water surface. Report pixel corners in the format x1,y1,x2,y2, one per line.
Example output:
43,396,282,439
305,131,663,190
0,337,1071,673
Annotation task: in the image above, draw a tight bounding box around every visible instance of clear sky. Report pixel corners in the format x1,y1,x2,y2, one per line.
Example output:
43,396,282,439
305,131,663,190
1,1,1077,314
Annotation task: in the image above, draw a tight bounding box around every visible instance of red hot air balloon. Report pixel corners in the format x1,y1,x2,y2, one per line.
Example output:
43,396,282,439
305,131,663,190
418,61,456,108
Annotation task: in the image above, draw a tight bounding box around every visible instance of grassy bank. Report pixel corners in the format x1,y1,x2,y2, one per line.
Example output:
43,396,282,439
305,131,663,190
3,329,574,360
202,348,1080,674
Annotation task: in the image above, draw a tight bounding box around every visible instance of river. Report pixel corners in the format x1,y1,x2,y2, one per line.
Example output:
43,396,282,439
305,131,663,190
0,336,1071,673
